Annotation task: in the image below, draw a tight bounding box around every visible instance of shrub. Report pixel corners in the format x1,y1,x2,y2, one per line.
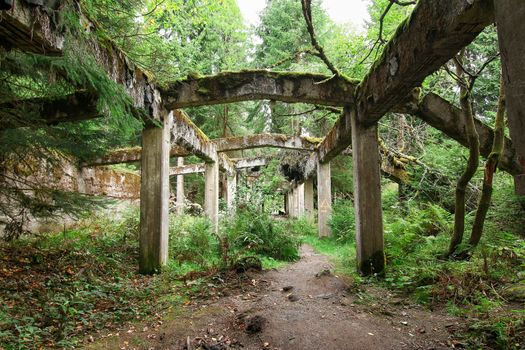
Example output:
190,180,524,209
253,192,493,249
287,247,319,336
329,200,355,242
223,208,299,261
169,215,220,267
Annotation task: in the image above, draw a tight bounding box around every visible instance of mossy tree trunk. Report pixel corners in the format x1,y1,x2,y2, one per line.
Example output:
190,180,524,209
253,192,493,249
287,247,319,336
468,76,506,247
448,51,480,257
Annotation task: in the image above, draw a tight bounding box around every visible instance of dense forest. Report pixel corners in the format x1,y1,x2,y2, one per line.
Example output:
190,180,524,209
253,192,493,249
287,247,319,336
0,0,524,349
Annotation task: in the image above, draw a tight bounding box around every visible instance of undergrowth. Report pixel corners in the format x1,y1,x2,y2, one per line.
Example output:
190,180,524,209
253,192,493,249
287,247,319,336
305,179,525,349
0,205,303,349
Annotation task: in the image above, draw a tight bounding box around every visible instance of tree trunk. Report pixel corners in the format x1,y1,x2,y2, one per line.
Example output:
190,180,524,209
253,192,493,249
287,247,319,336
469,76,506,247
448,52,480,256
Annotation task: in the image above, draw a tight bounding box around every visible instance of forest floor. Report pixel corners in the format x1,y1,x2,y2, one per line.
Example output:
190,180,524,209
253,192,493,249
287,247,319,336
87,245,465,350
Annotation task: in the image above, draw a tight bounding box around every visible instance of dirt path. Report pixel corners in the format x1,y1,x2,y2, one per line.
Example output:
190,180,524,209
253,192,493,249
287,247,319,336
89,245,464,349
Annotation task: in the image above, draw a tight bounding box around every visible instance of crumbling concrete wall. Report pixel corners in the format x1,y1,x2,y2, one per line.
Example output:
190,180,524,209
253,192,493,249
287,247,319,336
1,155,140,235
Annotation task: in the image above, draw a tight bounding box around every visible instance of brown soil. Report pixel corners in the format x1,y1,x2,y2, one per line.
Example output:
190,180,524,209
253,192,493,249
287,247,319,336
87,245,466,350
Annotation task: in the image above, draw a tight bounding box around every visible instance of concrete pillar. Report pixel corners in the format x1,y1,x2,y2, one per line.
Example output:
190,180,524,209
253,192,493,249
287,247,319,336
317,160,332,237
225,172,237,211
175,157,185,214
296,182,305,217
288,190,294,218
304,178,315,221
350,107,385,276
495,1,525,195
205,161,219,232
139,111,172,274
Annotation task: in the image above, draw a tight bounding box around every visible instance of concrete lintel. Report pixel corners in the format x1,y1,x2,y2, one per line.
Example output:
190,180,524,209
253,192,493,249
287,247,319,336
161,70,357,109
214,133,320,152
232,157,270,169
169,163,206,176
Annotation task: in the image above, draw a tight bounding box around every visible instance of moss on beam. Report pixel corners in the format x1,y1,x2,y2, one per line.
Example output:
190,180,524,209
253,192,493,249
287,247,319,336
160,70,358,108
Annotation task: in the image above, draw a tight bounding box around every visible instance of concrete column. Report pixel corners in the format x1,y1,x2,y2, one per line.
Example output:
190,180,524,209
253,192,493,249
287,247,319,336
225,172,237,211
296,182,305,217
205,161,219,232
175,157,185,214
317,160,332,237
495,1,525,195
350,107,385,276
304,178,315,221
139,111,172,274
286,191,293,217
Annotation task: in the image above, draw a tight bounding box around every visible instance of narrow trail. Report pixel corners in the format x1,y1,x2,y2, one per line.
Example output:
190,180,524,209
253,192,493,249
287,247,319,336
90,245,463,349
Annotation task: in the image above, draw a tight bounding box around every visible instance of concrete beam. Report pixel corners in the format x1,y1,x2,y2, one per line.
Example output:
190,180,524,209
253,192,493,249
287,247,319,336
350,108,384,276
0,92,100,129
0,0,164,120
139,112,172,274
232,157,270,169
161,70,357,108
318,0,494,162
0,0,64,55
495,0,525,194
169,163,205,176
172,110,217,163
214,133,320,152
414,93,521,176
84,145,188,166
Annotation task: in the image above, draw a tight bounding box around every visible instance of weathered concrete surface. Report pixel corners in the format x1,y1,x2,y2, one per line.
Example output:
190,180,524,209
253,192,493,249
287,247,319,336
214,134,320,152
204,161,219,232
225,172,237,211
0,154,140,200
139,113,172,274
0,0,164,120
84,145,188,166
495,0,525,194
0,92,100,129
172,110,218,163
318,0,494,162
304,178,315,221
316,161,332,237
0,0,64,55
415,93,521,175
296,182,305,217
175,157,185,215
232,157,269,169
161,70,357,108
351,108,384,276
169,163,205,176
357,0,493,124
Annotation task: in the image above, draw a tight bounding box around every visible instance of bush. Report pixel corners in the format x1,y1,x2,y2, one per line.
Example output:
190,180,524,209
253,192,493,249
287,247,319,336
287,217,317,237
223,208,300,261
169,215,220,267
329,200,355,242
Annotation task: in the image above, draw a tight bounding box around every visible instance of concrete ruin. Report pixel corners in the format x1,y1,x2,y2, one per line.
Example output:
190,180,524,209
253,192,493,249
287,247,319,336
1,0,523,276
